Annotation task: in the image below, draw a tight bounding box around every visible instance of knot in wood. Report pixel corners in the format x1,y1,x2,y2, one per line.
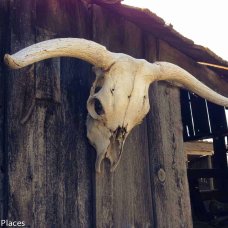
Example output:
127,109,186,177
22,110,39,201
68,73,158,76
157,168,166,182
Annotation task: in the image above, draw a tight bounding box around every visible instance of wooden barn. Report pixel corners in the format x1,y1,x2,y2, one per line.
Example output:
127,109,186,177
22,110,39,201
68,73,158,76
0,0,228,227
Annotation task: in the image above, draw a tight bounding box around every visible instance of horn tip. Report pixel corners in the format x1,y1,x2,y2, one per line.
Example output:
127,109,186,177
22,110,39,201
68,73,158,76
4,54,21,69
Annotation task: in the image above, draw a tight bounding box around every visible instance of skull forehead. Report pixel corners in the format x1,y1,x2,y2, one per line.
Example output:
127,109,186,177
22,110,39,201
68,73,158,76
93,56,146,89
101,60,139,92
89,59,150,132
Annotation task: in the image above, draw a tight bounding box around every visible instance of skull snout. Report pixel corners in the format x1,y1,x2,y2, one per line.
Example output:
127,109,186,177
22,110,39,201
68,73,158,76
115,126,127,142
106,126,128,172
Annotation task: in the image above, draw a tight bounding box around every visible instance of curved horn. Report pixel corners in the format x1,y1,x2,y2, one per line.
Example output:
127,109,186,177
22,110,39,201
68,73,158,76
146,61,228,107
4,38,115,69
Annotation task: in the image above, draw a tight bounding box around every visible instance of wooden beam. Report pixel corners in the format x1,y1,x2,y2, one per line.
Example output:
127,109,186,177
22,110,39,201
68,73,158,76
184,141,213,156
145,35,192,228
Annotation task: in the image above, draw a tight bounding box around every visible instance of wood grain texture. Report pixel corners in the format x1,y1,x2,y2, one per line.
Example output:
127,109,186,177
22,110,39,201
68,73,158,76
7,1,36,225
34,0,94,226
0,0,9,220
184,141,213,156
36,0,91,37
31,28,61,228
93,6,154,228
6,0,94,227
145,35,193,228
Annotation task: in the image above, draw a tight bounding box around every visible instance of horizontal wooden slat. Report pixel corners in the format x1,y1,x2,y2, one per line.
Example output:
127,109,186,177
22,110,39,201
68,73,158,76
185,141,213,156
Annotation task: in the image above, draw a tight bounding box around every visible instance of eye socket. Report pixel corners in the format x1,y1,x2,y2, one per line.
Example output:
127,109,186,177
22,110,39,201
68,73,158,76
95,86,102,93
94,98,105,115
87,97,105,119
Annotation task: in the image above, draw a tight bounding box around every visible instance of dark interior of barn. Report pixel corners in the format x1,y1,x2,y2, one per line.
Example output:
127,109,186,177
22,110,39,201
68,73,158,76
181,90,228,227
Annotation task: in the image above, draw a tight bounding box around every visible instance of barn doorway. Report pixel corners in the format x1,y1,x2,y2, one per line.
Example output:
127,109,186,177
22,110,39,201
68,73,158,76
181,90,228,227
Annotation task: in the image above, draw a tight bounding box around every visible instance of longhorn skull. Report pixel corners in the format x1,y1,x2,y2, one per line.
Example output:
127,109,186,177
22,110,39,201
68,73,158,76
4,38,228,172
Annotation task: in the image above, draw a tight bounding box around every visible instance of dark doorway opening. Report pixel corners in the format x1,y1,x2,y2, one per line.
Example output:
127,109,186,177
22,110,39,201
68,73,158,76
181,90,228,227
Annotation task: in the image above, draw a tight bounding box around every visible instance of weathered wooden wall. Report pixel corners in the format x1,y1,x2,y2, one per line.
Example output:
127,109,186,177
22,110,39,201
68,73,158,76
146,38,193,227
0,0,9,220
0,0,194,227
3,1,94,227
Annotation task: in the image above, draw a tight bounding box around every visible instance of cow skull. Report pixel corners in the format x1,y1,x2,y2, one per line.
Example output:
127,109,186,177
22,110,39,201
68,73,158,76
4,38,228,173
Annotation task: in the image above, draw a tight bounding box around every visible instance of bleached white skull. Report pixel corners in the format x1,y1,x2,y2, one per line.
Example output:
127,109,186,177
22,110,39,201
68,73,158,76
4,38,228,173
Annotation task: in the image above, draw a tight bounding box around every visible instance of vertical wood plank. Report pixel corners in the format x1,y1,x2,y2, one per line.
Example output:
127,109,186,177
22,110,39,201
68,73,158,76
36,0,91,37
93,6,154,228
0,0,9,220
31,28,61,227
145,37,193,227
7,0,36,226
33,0,94,227
35,29,61,103
59,57,94,227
